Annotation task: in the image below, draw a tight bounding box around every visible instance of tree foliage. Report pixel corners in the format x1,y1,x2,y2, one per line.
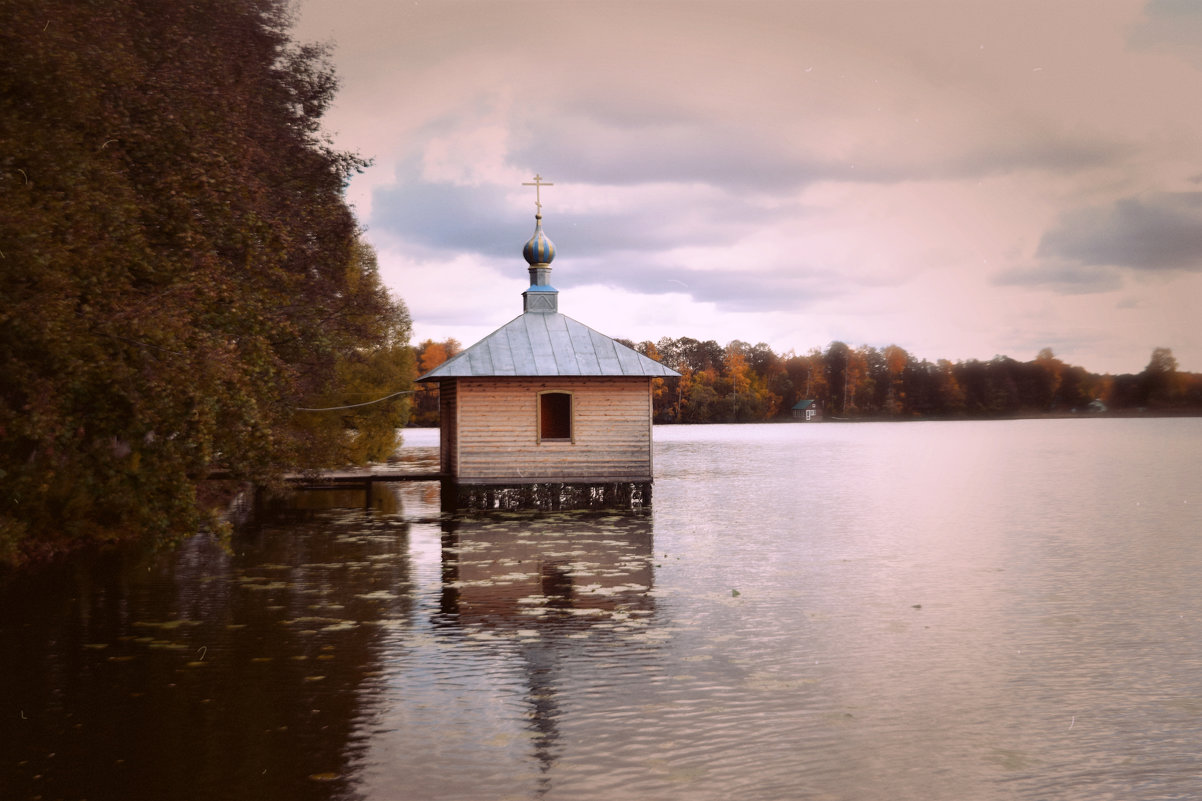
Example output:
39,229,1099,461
409,338,462,426
595,338,1202,425
406,333,1201,429
1,0,412,565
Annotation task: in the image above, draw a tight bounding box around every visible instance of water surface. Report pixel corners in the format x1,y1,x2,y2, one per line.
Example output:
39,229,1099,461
3,418,1200,800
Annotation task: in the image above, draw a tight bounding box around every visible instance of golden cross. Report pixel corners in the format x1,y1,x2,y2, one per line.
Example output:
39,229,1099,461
522,174,554,214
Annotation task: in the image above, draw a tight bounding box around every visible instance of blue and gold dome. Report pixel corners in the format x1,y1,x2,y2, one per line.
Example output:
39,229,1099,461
523,214,555,266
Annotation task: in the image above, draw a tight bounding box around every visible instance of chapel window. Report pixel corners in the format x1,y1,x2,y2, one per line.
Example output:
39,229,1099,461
539,391,572,442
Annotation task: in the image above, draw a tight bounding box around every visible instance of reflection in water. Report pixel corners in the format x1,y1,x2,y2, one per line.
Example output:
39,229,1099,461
434,512,655,789
437,512,654,624
5,421,1202,801
260,481,404,514
0,485,414,801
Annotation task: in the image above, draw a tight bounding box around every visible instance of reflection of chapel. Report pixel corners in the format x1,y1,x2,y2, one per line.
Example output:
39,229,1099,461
416,176,678,508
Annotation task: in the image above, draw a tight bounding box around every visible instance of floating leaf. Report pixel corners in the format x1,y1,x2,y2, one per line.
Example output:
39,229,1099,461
355,590,397,600
282,616,342,626
320,622,357,632
134,619,199,630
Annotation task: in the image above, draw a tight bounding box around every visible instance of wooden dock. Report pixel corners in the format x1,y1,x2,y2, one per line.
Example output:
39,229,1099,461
284,469,448,488
268,468,650,512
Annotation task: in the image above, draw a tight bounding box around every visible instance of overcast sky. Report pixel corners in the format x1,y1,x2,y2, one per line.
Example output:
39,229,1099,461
295,0,1202,374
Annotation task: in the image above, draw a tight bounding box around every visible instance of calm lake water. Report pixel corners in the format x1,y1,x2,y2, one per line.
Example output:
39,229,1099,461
3,418,1201,801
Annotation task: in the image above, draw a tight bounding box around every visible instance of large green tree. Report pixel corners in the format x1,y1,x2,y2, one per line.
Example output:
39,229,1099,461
1,0,412,565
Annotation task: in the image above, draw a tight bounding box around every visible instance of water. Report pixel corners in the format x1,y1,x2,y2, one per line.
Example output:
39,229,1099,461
2,419,1201,800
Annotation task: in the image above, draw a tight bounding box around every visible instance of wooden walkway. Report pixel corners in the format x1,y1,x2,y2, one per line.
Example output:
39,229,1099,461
284,469,448,488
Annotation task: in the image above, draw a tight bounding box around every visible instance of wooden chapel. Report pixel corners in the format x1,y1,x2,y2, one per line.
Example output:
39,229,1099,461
416,177,678,509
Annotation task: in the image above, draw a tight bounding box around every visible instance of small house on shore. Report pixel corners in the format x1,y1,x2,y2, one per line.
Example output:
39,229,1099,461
791,399,821,422
416,178,678,509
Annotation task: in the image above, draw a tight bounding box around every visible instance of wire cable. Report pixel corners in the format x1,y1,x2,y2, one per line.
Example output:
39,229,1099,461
295,389,416,412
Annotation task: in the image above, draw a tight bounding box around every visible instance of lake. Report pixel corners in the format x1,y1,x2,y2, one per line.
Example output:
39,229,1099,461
3,418,1201,800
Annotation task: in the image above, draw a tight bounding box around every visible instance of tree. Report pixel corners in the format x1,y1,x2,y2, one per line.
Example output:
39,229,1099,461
1034,348,1065,411
0,0,410,565
824,342,851,416
634,341,676,422
289,243,416,464
725,345,753,420
1141,347,1181,407
659,337,725,375
410,338,461,425
883,344,910,415
1060,364,1097,410
847,346,873,414
935,359,967,415
785,349,829,414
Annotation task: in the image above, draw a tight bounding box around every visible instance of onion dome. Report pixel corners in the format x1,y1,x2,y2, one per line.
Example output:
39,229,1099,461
523,214,555,265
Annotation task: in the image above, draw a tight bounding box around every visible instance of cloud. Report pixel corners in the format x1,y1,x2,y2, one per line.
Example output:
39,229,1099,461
1035,192,1202,272
369,175,515,259
506,110,1121,192
560,255,844,313
321,1,1134,207
992,263,1125,295
295,0,1202,373
369,157,806,260
370,175,840,313
1130,0,1202,67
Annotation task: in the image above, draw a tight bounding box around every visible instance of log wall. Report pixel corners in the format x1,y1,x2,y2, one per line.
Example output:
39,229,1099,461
446,377,653,483
438,379,458,475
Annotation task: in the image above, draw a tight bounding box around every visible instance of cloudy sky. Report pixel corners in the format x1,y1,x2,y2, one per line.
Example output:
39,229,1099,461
295,0,1202,374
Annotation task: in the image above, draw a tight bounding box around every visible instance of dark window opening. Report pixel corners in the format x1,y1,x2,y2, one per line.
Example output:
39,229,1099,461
540,392,572,441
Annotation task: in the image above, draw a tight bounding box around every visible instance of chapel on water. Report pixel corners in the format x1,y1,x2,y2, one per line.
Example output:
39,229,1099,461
416,177,679,509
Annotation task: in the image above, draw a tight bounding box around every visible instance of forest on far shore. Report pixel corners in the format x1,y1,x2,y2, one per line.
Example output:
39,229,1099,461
411,338,1202,425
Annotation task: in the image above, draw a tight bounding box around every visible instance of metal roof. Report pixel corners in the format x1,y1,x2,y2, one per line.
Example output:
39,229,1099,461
417,312,680,381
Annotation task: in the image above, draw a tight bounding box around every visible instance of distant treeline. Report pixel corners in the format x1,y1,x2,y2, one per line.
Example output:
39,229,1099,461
412,338,1202,424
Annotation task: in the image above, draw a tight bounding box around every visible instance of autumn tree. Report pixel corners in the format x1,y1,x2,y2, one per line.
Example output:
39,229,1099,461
1141,347,1181,407
410,338,461,425
779,350,827,415
632,341,676,422
611,335,1197,422
824,342,852,416
882,345,910,415
724,343,753,420
658,337,725,375
1060,364,1099,410
1034,348,1065,410
935,359,967,414
846,346,874,414
0,0,410,565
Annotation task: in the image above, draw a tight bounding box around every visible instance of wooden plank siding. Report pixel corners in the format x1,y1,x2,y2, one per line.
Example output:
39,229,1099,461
438,379,458,476
444,376,653,483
